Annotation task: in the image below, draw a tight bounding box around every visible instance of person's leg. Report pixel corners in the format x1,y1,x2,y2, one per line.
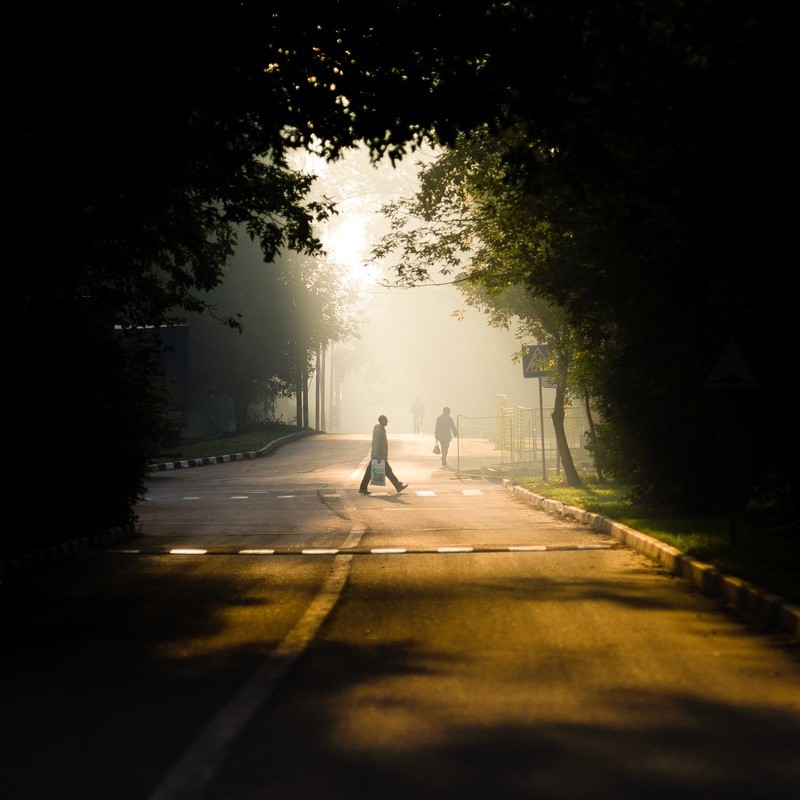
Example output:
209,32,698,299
384,462,408,492
441,439,449,465
384,461,401,489
359,461,371,492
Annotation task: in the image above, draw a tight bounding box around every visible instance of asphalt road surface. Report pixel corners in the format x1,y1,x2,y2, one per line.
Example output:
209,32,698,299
2,433,798,800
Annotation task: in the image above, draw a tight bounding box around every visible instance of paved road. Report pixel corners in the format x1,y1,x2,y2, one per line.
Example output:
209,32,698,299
2,433,798,800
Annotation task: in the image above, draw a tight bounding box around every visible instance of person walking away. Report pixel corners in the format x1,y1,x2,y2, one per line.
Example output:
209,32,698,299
434,406,458,467
359,414,409,494
411,397,425,434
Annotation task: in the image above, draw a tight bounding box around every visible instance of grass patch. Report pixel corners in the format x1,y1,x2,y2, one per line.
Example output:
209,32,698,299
510,472,800,606
153,424,302,462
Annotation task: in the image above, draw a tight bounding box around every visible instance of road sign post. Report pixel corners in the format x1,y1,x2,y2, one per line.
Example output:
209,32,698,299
522,345,550,479
701,338,761,544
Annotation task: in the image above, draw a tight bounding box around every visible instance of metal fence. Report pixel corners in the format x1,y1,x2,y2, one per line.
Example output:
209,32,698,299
455,405,593,477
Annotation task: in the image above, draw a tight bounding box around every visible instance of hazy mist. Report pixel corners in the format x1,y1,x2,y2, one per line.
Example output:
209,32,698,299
297,146,554,435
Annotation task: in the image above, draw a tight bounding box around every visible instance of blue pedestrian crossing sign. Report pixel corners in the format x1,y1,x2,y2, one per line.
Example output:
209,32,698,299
522,344,550,378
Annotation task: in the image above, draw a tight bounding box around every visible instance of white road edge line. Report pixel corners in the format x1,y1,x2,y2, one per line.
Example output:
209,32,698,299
147,517,368,800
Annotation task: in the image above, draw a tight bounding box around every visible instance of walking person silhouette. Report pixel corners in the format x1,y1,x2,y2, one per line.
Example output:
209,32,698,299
411,397,425,434
358,414,409,494
434,406,458,467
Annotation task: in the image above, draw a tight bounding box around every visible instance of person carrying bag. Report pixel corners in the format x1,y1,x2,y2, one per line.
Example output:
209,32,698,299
371,458,386,486
434,406,458,467
358,414,409,495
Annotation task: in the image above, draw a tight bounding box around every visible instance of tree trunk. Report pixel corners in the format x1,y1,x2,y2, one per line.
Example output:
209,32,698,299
551,354,582,487
584,391,605,480
295,348,303,428
302,358,310,428
315,343,322,431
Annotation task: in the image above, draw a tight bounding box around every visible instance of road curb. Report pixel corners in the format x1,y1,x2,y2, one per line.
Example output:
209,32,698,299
0,523,140,581
147,429,317,471
504,480,800,639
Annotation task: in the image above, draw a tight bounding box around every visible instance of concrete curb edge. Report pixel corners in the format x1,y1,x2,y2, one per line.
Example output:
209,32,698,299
147,429,317,472
0,523,140,581
503,480,800,639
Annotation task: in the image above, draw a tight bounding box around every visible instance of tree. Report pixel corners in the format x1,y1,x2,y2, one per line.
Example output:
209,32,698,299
186,232,363,434
8,0,796,543
185,233,298,435
280,251,364,430
374,129,588,485
364,0,797,516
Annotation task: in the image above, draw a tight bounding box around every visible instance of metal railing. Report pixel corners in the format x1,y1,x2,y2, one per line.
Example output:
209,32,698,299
456,405,592,477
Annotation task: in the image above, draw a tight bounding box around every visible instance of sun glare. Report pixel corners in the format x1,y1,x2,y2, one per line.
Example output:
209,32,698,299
324,216,380,288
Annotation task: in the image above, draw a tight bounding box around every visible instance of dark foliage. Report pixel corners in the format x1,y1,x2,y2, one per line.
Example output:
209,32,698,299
5,1,797,544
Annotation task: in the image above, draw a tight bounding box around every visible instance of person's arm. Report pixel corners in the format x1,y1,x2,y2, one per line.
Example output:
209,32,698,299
371,427,380,458
381,428,389,460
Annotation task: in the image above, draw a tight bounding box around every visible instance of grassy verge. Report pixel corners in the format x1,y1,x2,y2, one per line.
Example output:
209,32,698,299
509,472,799,607
153,424,303,462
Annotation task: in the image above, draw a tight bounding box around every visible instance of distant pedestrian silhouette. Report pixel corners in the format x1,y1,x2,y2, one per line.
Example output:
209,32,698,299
434,406,458,467
411,397,425,434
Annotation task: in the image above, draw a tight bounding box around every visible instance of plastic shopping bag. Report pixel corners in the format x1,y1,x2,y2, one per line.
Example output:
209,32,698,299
370,458,386,486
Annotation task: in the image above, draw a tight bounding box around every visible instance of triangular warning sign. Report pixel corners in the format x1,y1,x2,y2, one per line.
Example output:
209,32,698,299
522,344,550,378
702,340,760,392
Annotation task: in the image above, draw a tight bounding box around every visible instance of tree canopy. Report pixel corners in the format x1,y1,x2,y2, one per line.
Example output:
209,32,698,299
6,0,796,547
